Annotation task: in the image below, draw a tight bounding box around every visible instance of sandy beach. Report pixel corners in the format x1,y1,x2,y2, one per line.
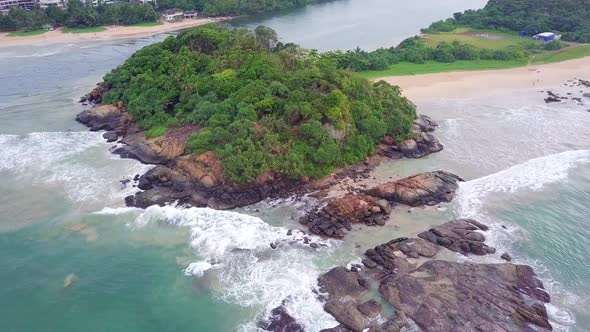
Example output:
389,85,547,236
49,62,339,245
377,56,590,100
0,18,227,47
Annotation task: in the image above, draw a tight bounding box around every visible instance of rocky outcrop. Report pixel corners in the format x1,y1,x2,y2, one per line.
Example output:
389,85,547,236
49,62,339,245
380,260,551,331
318,220,551,332
417,218,496,256
378,115,443,159
258,304,304,332
79,84,110,104
368,171,463,206
300,195,391,238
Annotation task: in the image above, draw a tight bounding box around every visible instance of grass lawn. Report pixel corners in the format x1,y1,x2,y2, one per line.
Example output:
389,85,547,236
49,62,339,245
6,29,47,37
62,27,107,34
422,27,524,50
531,44,590,64
125,21,163,27
358,60,527,78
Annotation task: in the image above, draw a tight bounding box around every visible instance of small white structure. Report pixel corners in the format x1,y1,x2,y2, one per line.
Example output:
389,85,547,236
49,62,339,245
532,32,561,42
162,8,184,22
184,10,197,19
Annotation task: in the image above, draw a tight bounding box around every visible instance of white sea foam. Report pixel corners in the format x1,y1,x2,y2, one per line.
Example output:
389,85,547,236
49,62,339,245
456,150,590,218
454,150,590,331
0,132,151,203
99,205,339,331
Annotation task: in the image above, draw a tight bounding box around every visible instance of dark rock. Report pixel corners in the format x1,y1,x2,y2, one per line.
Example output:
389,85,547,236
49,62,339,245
368,171,463,207
133,174,140,182
270,243,278,249
113,142,167,165
103,131,118,143
259,305,304,332
357,299,381,319
501,253,512,261
417,219,496,256
318,267,366,299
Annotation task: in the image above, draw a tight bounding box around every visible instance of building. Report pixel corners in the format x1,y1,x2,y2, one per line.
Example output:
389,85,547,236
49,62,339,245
0,0,35,13
533,32,561,42
161,8,183,22
183,9,197,19
37,0,65,8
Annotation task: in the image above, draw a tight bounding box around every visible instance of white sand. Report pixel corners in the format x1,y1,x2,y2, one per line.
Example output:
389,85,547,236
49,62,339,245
0,18,228,47
376,56,590,100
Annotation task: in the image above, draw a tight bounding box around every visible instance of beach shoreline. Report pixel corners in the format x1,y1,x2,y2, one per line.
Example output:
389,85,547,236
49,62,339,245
375,56,590,100
0,18,231,48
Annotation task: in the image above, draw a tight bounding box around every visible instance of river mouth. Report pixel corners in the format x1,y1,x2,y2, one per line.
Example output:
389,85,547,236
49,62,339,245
1,13,590,332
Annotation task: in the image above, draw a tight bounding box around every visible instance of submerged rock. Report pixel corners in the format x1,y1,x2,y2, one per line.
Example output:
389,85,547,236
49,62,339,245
259,304,305,332
368,171,463,207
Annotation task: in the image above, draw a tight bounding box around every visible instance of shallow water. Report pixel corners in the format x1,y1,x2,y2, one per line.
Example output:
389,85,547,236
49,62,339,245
1,7,590,332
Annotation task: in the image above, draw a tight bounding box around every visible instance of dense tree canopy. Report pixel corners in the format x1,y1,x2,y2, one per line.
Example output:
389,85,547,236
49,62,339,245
0,0,158,31
423,0,590,42
157,0,320,16
101,25,416,183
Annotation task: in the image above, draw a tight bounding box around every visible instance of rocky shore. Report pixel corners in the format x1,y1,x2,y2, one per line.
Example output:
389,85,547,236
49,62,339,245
76,87,445,210
78,85,553,332
263,220,552,332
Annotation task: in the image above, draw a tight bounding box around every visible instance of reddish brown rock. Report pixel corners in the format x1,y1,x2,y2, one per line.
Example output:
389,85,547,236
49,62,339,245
300,194,391,238
368,171,463,207
146,124,201,160
176,151,225,188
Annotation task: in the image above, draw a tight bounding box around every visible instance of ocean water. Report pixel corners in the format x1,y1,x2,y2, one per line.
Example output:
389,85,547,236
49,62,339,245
1,8,590,332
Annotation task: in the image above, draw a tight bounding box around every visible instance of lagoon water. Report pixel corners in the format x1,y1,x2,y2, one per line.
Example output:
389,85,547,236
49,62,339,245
1,1,590,331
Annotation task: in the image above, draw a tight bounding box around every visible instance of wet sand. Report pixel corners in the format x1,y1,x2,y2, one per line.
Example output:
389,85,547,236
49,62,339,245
377,56,590,100
0,18,229,47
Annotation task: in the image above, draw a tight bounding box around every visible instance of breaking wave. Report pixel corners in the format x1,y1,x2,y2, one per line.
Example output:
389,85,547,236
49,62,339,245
0,132,151,203
454,150,590,331
97,205,339,331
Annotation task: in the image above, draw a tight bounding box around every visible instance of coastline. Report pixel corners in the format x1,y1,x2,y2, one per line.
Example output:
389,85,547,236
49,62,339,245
0,18,230,47
375,56,590,100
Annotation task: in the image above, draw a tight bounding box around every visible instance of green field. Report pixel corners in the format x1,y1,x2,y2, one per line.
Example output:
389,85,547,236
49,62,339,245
126,21,162,27
358,60,527,78
62,27,108,34
362,28,590,78
422,27,523,49
6,30,47,37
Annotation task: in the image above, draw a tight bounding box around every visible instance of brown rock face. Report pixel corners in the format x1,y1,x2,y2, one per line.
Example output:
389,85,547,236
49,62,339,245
379,260,552,332
318,220,552,332
368,171,463,206
176,151,224,188
300,194,391,238
146,124,201,160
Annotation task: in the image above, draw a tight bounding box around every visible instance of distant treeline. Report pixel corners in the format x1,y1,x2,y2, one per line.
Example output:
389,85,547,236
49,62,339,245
0,0,158,31
423,0,590,43
322,37,527,72
158,0,323,16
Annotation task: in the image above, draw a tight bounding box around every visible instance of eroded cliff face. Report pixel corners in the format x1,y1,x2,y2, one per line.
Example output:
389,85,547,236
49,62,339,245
76,101,445,210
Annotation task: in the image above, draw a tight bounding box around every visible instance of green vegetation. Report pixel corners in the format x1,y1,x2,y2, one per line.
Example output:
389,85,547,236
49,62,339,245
63,26,107,33
358,60,526,78
100,25,416,184
146,126,169,138
126,21,163,27
157,0,322,16
423,0,590,43
0,0,159,33
531,45,590,64
6,29,47,37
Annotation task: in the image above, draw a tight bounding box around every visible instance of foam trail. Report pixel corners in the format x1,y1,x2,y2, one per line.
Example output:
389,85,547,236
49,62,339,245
101,205,339,331
456,150,590,218
0,132,151,202
454,150,590,332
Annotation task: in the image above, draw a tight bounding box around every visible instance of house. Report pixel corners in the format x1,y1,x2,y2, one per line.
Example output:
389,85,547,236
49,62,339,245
533,32,561,42
184,10,197,19
162,8,184,22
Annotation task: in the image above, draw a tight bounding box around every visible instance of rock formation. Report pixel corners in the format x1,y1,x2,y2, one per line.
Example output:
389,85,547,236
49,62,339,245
378,115,443,159
368,171,463,206
317,220,551,332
